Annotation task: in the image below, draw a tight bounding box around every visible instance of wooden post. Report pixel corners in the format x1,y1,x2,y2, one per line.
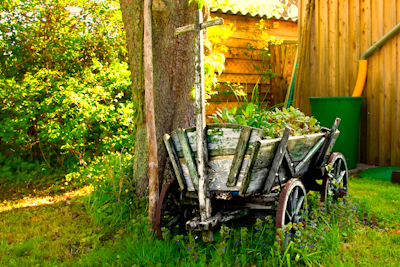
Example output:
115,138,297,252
144,0,158,225
175,11,223,242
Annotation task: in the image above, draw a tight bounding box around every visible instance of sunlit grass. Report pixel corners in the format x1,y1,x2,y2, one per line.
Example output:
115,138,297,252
0,182,112,266
0,186,93,213
1,175,400,266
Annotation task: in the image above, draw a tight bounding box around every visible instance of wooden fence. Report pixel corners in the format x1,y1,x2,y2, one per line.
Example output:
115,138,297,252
295,0,400,166
207,11,298,121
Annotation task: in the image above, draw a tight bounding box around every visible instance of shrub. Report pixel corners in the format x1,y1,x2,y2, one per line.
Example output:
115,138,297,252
0,0,134,177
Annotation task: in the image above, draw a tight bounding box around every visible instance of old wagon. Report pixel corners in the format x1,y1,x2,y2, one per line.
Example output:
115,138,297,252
156,119,349,242
156,9,349,243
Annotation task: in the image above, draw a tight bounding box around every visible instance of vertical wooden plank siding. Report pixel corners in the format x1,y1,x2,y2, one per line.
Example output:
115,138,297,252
328,0,338,97
338,1,349,96
395,1,400,165
319,0,328,99
372,0,383,165
349,0,360,93
296,0,400,166
384,0,396,166
360,0,372,163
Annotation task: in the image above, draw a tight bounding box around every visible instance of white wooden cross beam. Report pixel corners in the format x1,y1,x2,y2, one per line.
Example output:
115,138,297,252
175,10,223,242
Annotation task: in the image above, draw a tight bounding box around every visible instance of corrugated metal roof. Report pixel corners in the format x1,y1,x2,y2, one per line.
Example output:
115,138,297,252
211,7,298,22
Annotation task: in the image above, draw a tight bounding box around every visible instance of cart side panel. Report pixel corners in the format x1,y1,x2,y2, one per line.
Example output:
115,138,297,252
254,133,326,169
171,124,263,157
179,156,251,192
245,167,292,197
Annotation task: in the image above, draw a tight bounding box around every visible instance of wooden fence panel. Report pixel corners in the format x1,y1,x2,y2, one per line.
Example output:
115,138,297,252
296,0,400,166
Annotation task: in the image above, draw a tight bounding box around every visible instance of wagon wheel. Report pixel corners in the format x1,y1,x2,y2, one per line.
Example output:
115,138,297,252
156,178,186,240
320,152,349,210
275,178,308,244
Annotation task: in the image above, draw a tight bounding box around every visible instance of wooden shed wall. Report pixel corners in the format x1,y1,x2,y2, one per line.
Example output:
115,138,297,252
207,13,298,121
296,0,400,166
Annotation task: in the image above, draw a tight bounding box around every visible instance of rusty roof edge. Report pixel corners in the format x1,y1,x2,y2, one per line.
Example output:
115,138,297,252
210,7,298,22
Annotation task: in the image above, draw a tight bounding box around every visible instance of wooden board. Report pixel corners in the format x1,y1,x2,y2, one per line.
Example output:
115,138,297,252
171,124,263,158
254,133,326,169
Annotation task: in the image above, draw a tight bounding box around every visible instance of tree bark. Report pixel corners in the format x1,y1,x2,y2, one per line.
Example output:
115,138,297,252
119,0,196,197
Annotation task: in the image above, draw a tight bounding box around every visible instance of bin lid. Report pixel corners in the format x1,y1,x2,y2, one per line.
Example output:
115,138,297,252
359,166,400,181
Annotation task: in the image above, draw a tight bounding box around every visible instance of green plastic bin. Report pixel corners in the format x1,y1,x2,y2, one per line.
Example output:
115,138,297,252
309,97,362,170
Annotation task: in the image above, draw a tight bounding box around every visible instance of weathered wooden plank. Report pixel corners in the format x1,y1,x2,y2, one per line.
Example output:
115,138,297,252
174,18,223,36
328,0,338,97
173,124,263,157
338,0,349,96
227,127,252,186
349,0,360,95
294,137,325,174
284,148,295,177
372,0,383,165
181,156,248,191
359,0,372,163
282,44,290,78
177,129,199,190
314,118,341,166
254,132,326,169
320,0,329,98
262,127,291,194
394,1,400,165
383,0,395,166
239,139,261,196
274,45,282,78
163,134,186,190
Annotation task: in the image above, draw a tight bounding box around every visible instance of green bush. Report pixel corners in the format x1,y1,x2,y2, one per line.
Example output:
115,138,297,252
0,0,135,177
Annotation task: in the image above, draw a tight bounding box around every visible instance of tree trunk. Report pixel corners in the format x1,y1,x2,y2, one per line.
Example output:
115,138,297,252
119,0,196,197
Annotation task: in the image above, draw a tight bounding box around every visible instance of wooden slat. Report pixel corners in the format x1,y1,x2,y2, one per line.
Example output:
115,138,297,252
319,0,329,98
360,0,372,164
395,1,400,165
239,139,261,197
274,45,282,78
177,129,199,190
163,134,186,190
227,127,252,186
262,127,291,194
372,0,384,165
349,0,360,95
282,45,290,78
383,0,396,166
338,0,349,96
284,148,296,177
328,0,338,97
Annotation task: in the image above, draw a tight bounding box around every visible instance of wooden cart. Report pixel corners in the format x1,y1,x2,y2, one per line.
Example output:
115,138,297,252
156,119,349,242
157,9,349,243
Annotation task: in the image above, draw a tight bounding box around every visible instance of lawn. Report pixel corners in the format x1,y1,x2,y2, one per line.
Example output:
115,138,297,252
1,175,400,266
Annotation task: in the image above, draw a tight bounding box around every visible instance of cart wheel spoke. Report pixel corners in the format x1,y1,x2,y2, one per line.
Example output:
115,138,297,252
337,170,345,185
286,209,292,221
166,215,181,228
294,196,305,215
292,187,299,214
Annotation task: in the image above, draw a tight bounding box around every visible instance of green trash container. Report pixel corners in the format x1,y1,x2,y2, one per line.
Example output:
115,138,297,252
309,97,362,170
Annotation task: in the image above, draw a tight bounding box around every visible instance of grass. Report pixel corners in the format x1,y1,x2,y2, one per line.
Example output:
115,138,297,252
1,174,400,266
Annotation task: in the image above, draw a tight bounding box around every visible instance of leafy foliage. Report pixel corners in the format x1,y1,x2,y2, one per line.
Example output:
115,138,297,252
203,20,236,100
0,0,134,176
211,85,321,138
